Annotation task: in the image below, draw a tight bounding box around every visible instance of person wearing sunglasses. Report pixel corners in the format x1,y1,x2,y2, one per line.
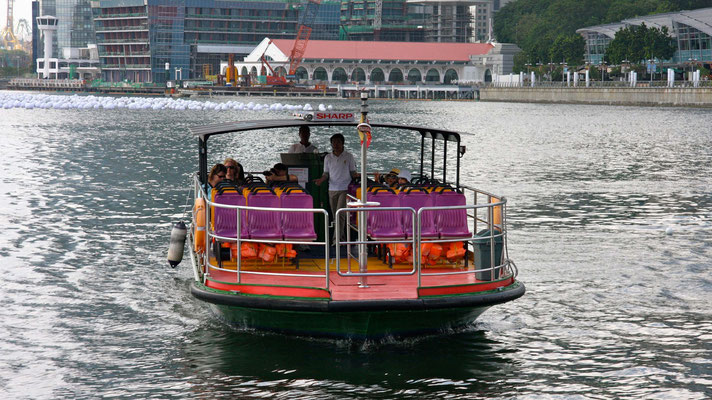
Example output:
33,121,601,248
223,157,246,185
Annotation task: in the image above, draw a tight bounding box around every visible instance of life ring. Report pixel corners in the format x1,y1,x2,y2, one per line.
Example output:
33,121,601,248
193,198,206,253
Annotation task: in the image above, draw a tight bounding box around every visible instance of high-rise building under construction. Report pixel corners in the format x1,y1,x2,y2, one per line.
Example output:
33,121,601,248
85,0,501,83
90,0,341,83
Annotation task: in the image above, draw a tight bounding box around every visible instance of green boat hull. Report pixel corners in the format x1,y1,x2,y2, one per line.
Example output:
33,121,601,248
211,303,487,338
192,281,525,339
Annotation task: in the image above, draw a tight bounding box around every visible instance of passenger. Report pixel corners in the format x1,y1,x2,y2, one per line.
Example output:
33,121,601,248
288,126,319,153
314,133,359,243
205,163,227,195
397,170,411,186
374,168,401,188
265,163,298,183
223,157,246,185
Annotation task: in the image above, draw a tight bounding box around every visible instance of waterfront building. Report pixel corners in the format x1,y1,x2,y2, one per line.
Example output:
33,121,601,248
90,0,341,83
32,1,41,73
339,0,421,41
33,0,100,79
82,0,515,83
233,37,519,85
38,0,96,57
406,0,490,43
577,7,712,67
35,14,100,80
339,0,502,43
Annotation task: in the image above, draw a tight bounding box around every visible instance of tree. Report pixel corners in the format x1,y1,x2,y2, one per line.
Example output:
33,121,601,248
604,23,675,64
492,0,694,72
549,34,586,66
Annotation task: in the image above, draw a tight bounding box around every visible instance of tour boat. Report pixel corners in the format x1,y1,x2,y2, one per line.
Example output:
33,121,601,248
172,97,525,339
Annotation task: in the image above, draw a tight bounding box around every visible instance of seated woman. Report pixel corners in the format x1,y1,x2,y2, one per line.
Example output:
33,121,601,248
374,168,401,188
265,163,298,183
205,163,227,196
395,170,411,187
223,157,246,185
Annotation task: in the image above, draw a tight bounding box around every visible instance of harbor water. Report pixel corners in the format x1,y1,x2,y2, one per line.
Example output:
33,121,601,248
1,94,710,399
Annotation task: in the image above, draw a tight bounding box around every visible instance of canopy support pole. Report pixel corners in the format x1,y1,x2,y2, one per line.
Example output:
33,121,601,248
358,92,369,287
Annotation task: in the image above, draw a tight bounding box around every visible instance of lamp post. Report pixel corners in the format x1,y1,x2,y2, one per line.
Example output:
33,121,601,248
600,62,605,84
689,57,698,79
537,62,542,84
561,61,566,85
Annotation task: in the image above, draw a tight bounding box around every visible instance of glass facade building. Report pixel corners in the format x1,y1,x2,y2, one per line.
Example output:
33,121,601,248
39,0,96,57
89,0,513,82
675,21,712,63
577,8,712,67
91,0,341,82
33,1,41,71
341,0,422,41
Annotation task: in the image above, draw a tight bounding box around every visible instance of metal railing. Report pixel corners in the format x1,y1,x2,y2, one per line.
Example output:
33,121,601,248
191,175,514,293
485,80,712,89
194,176,331,289
334,186,513,286
335,206,419,278
414,202,509,287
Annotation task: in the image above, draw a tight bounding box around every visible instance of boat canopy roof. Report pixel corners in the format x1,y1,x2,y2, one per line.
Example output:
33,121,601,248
191,118,465,189
190,119,462,143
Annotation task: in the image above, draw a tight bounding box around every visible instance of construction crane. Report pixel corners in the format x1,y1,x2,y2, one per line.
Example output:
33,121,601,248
254,0,321,86
1,0,23,51
287,0,321,79
257,39,290,86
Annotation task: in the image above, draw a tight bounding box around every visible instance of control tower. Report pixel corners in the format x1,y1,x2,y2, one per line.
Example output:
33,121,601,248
36,16,58,79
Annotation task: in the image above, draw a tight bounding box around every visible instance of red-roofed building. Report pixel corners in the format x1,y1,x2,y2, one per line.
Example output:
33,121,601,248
232,38,520,87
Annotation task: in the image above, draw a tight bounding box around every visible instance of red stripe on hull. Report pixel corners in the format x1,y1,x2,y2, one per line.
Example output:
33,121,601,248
418,277,514,297
206,279,331,299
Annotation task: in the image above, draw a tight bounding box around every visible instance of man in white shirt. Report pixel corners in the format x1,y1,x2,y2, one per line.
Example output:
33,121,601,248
288,126,319,153
314,133,358,244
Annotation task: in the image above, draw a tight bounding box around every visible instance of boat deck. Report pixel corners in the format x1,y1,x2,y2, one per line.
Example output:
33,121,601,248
204,253,509,301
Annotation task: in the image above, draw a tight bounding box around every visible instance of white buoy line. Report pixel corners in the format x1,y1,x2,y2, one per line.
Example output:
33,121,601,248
0,92,333,112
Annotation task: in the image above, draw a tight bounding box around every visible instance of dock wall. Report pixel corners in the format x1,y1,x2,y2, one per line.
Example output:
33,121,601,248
479,87,712,107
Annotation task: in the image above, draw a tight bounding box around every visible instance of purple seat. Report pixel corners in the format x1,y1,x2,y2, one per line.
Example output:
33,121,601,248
280,192,317,241
399,190,438,238
433,191,471,238
247,190,282,240
367,190,405,239
347,181,360,198
213,192,248,239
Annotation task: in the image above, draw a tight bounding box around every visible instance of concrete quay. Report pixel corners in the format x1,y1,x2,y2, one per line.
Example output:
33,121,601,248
479,86,712,107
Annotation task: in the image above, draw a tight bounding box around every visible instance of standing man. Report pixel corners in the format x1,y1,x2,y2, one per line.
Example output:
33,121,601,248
288,126,319,153
314,133,358,243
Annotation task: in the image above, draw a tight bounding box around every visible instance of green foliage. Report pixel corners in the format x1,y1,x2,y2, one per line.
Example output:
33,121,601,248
604,23,675,64
608,65,623,78
494,0,701,72
0,66,33,78
0,49,32,78
549,34,586,65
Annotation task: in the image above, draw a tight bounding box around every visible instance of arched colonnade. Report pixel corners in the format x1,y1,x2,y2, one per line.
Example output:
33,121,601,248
287,65,465,84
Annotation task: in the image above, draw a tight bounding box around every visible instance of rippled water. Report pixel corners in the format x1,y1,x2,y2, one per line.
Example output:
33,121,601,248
1,93,710,399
